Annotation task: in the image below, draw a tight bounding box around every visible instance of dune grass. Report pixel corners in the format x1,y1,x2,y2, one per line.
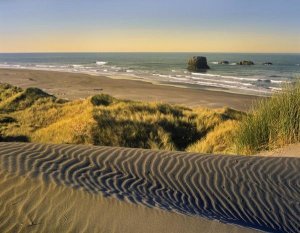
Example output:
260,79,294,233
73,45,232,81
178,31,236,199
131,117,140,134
236,82,300,154
0,83,243,153
187,120,239,154
2,82,298,155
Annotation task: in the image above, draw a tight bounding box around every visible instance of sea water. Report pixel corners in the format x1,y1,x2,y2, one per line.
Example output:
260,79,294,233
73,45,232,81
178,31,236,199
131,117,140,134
0,52,299,96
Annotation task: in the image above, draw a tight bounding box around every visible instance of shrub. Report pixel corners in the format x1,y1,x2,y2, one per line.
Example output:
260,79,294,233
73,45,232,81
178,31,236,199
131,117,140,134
0,86,55,113
91,94,116,106
0,116,16,124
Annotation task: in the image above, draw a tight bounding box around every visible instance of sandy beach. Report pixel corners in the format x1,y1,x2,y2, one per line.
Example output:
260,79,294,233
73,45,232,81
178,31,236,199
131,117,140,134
1,142,299,233
0,68,260,111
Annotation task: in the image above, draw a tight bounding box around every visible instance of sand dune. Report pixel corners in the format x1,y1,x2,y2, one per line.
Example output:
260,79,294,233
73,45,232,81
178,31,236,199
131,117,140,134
0,143,299,233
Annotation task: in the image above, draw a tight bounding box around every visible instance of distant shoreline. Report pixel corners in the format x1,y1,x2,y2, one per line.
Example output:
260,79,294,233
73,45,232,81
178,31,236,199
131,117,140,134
0,68,260,111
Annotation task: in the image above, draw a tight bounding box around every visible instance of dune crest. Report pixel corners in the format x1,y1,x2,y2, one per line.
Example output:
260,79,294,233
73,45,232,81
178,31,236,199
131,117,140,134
0,143,299,232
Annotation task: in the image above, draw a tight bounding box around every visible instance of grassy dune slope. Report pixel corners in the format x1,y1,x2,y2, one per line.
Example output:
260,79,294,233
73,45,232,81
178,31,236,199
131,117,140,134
1,82,299,155
0,83,243,154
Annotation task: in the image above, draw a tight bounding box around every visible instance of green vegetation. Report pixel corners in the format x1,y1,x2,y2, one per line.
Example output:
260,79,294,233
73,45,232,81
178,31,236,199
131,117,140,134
1,82,299,155
236,82,300,154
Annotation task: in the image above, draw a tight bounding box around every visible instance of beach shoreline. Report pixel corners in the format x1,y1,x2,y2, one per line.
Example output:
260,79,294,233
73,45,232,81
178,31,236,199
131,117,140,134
0,68,260,111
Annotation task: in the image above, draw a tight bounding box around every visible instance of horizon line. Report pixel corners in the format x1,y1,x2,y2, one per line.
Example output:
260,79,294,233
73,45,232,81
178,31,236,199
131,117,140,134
1,51,300,54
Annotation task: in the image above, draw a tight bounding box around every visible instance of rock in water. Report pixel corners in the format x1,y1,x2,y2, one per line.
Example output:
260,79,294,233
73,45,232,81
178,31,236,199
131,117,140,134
263,62,273,65
188,56,210,71
238,60,255,65
219,60,229,65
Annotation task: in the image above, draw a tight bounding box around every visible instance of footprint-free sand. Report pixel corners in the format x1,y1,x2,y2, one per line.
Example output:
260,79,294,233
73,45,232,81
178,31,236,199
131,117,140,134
0,143,299,233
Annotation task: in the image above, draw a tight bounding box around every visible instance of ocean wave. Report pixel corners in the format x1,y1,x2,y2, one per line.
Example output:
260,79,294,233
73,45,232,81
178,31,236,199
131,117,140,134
72,64,83,68
0,64,22,68
191,76,253,87
169,76,189,81
35,64,56,68
191,72,258,82
270,80,287,84
96,61,107,66
195,81,271,93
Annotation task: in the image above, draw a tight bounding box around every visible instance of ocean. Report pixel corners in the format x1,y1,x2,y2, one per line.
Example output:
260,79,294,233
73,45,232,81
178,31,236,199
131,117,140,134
0,53,299,96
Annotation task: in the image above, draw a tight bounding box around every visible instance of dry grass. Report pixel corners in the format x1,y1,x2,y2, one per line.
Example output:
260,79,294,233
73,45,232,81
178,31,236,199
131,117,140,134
2,82,299,155
187,120,239,154
0,84,243,154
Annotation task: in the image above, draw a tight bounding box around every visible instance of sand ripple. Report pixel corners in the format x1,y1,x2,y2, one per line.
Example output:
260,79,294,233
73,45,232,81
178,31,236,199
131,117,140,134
0,143,299,233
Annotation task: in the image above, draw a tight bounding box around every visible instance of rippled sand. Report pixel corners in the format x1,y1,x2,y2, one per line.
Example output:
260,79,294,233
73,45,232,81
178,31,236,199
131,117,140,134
0,143,299,232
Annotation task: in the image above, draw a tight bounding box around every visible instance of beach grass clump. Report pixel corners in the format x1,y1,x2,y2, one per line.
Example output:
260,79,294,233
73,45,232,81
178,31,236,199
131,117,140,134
0,84,55,113
91,102,243,151
187,120,238,154
91,101,190,150
91,94,116,106
0,83,22,101
236,82,300,154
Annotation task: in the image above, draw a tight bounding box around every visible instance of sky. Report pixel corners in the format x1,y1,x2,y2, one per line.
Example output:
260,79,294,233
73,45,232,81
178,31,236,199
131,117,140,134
0,0,299,53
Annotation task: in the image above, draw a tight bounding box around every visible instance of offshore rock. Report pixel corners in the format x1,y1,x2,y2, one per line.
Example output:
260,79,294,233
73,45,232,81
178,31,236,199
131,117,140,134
188,56,210,71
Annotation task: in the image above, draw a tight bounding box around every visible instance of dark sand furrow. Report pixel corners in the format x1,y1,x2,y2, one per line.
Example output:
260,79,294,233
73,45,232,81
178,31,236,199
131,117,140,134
0,143,299,232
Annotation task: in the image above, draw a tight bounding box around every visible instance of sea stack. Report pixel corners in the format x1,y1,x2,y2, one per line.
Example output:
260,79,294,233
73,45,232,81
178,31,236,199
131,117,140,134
188,56,210,71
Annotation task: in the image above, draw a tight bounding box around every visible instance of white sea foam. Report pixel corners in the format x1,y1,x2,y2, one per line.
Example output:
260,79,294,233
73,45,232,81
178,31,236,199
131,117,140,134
191,76,252,87
270,80,286,84
191,72,258,82
96,61,107,66
158,74,169,78
195,81,270,93
169,76,189,81
72,64,83,68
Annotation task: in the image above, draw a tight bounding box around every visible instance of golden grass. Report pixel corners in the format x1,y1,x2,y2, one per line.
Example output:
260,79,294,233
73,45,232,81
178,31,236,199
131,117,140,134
0,84,243,154
187,120,238,154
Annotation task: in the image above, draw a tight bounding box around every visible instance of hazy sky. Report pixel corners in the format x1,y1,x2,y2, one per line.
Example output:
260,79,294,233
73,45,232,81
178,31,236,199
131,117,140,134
0,0,299,52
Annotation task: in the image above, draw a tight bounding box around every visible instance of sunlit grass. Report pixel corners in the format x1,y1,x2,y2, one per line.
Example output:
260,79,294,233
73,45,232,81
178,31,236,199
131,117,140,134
236,81,300,154
2,82,298,155
0,83,243,153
